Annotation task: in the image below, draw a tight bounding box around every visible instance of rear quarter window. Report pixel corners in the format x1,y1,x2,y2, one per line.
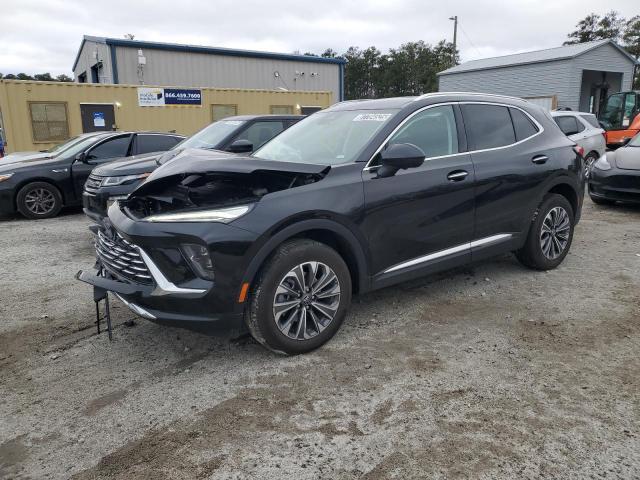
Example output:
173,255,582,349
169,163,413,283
509,108,539,141
461,104,515,150
579,114,600,129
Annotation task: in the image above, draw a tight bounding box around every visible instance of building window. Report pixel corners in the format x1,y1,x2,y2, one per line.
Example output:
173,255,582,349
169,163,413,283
29,102,69,142
270,105,294,114
212,104,237,122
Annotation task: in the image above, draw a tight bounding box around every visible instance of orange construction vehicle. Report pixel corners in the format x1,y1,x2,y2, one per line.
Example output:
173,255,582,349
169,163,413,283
598,91,640,148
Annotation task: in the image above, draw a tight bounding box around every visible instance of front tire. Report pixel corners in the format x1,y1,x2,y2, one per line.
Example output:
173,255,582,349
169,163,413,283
584,152,599,177
16,182,63,219
245,239,352,355
515,194,574,270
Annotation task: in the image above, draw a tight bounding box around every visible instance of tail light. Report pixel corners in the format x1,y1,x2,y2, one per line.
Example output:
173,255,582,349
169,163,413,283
573,145,585,157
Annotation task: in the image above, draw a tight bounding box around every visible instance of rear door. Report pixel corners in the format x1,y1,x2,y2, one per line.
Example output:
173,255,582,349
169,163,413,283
460,103,546,260
80,104,116,133
71,134,133,198
362,104,475,285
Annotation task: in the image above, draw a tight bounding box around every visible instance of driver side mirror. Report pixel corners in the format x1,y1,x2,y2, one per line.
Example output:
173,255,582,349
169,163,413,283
377,143,425,178
227,139,253,153
75,152,88,163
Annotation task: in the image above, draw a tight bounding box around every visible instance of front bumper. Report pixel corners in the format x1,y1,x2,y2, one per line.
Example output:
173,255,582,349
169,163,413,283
588,167,640,204
76,203,259,331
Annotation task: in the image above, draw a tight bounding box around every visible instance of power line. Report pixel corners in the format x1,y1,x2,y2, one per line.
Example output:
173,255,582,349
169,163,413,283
459,23,483,58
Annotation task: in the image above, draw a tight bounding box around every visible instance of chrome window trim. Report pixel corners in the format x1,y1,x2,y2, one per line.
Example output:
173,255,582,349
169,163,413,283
363,101,544,171
137,248,207,296
382,234,513,275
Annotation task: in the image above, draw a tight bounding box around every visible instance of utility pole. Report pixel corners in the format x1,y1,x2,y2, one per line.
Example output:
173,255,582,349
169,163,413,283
449,16,458,66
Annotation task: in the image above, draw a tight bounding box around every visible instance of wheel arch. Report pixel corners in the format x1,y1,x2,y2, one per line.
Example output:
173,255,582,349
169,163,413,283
13,178,65,209
242,219,370,296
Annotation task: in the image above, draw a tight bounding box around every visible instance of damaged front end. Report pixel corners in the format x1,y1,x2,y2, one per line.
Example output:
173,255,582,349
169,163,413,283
121,157,330,221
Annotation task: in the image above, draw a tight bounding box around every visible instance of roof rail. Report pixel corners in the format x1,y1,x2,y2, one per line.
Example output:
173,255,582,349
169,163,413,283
413,91,525,102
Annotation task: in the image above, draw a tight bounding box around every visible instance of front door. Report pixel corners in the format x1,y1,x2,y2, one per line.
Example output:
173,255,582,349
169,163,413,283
361,104,475,286
71,134,133,198
80,104,116,133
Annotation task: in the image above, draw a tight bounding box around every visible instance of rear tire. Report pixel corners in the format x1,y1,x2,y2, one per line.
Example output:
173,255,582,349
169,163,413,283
16,182,63,219
515,194,574,271
244,239,352,355
584,152,599,177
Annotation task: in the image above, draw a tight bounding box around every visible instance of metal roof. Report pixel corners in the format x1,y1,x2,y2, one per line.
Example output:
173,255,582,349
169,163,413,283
438,39,638,76
73,35,346,71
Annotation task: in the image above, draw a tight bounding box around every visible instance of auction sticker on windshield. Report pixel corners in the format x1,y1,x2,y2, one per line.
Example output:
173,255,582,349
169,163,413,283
353,113,393,122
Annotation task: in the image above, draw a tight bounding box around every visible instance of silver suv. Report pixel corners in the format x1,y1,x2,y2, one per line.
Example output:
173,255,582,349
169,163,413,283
551,111,606,174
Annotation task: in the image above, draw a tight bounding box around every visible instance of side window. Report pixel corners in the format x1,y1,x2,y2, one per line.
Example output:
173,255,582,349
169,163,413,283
461,104,515,150
509,108,539,141
135,134,180,155
388,105,458,159
623,93,637,126
86,136,131,161
234,121,285,150
554,116,580,136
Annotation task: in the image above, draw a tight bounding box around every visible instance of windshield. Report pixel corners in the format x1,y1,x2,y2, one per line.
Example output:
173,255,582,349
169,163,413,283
174,120,246,150
253,109,398,165
46,135,87,154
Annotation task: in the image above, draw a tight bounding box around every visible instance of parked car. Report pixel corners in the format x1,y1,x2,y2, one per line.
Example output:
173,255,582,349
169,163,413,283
83,115,304,222
551,111,606,174
0,131,183,219
77,93,584,354
588,132,640,205
0,133,100,164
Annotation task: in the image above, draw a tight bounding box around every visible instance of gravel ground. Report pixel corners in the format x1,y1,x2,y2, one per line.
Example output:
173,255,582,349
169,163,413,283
1,199,639,479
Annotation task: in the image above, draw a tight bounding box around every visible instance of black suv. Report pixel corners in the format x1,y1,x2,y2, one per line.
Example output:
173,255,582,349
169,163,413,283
83,115,303,221
0,131,183,219
78,93,584,354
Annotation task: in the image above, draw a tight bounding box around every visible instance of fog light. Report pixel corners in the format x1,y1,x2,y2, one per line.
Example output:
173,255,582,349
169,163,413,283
181,243,215,281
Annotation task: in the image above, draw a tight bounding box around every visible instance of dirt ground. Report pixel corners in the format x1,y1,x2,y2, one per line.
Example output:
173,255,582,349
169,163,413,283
0,198,639,479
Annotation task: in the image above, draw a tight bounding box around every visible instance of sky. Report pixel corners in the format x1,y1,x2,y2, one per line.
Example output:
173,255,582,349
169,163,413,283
2,0,638,76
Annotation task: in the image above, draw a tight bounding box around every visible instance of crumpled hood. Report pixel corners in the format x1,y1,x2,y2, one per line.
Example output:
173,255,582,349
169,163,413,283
613,147,640,171
133,149,329,197
92,152,163,177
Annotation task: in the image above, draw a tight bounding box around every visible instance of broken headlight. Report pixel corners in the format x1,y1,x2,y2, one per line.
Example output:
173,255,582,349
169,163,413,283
144,204,252,223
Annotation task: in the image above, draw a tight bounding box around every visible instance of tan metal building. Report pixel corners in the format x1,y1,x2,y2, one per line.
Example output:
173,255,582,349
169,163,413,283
0,80,332,153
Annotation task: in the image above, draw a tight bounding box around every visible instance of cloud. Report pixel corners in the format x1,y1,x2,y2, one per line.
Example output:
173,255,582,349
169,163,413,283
1,0,638,75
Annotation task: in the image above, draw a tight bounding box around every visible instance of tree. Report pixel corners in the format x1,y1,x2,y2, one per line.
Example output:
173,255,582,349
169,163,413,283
16,73,34,80
56,74,73,82
321,49,338,59
623,16,640,89
565,11,624,45
33,73,54,81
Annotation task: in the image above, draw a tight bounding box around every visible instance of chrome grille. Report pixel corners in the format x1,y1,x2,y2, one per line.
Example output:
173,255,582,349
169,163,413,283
95,230,152,284
84,174,103,194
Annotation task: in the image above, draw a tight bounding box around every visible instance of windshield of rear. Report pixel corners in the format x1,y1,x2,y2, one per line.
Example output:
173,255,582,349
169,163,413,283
253,109,398,165
174,120,246,150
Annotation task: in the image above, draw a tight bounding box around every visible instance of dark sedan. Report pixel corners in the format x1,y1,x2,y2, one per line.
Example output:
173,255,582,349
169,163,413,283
82,115,303,221
589,133,640,205
0,131,183,219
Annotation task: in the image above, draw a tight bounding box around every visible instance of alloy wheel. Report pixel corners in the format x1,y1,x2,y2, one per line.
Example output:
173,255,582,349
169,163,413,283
272,261,341,340
540,206,571,260
24,188,56,215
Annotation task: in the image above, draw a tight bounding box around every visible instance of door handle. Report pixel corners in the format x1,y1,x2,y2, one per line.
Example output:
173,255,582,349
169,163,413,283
447,170,469,181
532,155,549,164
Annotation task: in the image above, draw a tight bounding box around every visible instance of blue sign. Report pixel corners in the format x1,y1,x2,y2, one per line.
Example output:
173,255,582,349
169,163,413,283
163,89,202,105
93,111,106,127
